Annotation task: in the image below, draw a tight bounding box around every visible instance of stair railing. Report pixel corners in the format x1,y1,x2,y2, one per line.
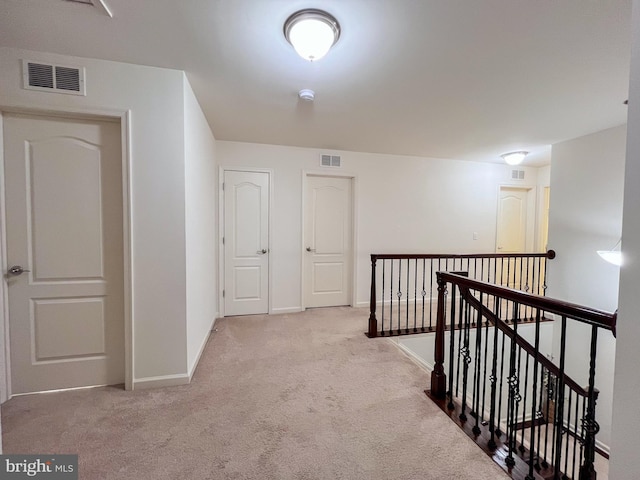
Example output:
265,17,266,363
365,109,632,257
367,251,556,338
430,272,616,480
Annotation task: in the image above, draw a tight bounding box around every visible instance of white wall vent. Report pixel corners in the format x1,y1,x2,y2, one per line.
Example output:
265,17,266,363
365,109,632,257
22,60,86,96
511,169,525,180
320,154,341,167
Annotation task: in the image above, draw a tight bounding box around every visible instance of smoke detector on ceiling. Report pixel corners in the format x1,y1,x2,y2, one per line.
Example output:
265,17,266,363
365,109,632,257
298,89,315,102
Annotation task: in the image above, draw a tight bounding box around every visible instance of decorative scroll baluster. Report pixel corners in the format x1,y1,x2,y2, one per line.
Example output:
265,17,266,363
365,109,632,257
471,290,483,435
579,326,599,480
481,303,490,429
505,301,520,468
487,293,500,451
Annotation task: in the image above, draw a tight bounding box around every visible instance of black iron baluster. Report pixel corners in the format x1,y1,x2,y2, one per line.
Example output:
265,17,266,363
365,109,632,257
496,329,506,438
459,298,472,422
542,368,552,469
526,308,542,480
579,395,586,475
524,257,531,320
389,260,394,336
572,391,580,479
481,301,490,427
406,258,410,332
413,259,417,332
429,259,434,330
381,259,385,335
455,285,465,397
579,326,600,480
472,290,483,435
487,294,500,450
535,366,545,471
553,316,568,479
421,259,426,331
564,389,572,478
397,259,402,333
505,301,520,469
520,346,530,454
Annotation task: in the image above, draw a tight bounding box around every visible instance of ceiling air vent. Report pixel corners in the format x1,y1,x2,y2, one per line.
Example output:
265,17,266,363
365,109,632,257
23,60,86,96
320,154,341,167
511,169,525,180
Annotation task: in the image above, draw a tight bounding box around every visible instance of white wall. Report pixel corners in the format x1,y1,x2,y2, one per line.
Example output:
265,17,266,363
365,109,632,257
610,0,640,476
546,124,627,451
217,141,543,313
0,47,212,389
183,75,217,377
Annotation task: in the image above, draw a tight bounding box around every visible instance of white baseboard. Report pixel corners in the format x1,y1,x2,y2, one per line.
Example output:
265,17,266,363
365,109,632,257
132,373,190,390
187,317,216,381
271,306,304,314
394,340,435,372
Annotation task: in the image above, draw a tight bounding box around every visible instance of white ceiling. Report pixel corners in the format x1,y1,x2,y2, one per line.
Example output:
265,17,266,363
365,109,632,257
0,0,632,166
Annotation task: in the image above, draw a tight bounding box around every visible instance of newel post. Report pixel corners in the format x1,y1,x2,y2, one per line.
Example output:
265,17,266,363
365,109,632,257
430,273,447,399
366,255,378,338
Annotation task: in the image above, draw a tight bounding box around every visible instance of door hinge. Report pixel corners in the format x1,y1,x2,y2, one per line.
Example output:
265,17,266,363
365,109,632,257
222,236,225,245
222,182,225,191
223,289,225,298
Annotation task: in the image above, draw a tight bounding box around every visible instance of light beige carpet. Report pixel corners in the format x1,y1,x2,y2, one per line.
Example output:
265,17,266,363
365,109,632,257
2,307,508,479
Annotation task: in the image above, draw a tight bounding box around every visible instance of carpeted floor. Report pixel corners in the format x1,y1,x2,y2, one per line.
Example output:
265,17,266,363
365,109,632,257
1,307,508,479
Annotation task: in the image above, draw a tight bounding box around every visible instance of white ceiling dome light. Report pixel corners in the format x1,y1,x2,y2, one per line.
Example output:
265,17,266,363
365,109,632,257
284,9,340,62
501,151,529,166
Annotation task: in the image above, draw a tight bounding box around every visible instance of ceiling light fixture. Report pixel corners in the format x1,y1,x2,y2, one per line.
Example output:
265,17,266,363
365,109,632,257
501,151,529,166
284,9,340,62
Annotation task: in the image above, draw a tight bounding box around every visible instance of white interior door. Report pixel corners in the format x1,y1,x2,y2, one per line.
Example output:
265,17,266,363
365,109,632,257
496,187,533,253
304,175,353,308
223,170,269,316
3,113,124,394
496,186,535,288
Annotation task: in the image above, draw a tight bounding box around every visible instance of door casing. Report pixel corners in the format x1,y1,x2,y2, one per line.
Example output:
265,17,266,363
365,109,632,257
301,171,358,310
218,167,273,317
0,105,133,400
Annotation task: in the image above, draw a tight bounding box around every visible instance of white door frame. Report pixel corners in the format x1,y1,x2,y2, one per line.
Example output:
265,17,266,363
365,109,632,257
300,170,358,309
218,167,274,317
0,105,134,400
495,184,537,253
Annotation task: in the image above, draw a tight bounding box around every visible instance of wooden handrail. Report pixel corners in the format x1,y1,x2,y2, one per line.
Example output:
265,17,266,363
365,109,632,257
439,272,617,335
371,250,556,261
458,284,589,397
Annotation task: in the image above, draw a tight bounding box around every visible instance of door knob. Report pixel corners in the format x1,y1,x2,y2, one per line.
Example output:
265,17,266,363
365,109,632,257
8,265,30,276
306,247,316,252
256,249,267,254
